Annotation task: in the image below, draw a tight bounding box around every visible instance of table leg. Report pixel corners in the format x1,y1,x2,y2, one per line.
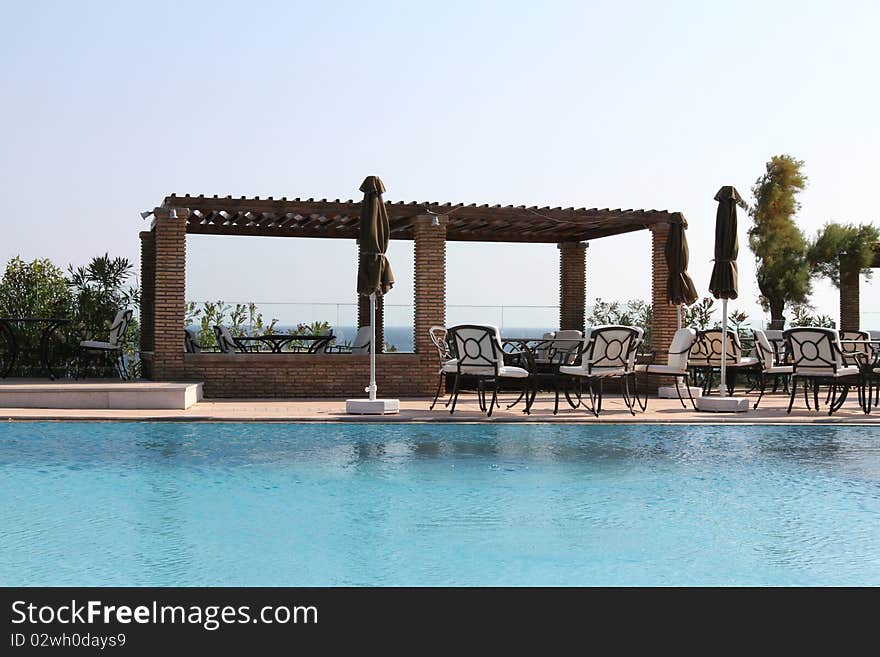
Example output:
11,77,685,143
0,322,18,378
39,320,65,380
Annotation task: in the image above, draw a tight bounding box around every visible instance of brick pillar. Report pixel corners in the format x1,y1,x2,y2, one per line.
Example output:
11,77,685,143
356,242,385,352
152,207,189,379
139,230,155,371
558,242,587,331
839,257,860,331
413,215,446,354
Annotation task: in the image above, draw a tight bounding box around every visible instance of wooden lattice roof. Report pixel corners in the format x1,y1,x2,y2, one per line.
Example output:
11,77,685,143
164,193,684,243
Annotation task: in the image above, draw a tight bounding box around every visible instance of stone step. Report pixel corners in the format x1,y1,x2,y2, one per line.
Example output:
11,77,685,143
0,381,202,410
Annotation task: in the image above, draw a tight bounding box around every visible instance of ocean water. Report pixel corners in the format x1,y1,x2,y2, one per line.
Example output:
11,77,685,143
1,422,879,586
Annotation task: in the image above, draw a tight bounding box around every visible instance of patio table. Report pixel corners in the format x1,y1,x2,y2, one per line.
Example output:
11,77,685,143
233,333,335,354
0,317,71,380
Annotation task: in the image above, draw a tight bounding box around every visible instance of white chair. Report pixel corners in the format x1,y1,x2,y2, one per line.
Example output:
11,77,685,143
635,327,697,408
559,325,644,416
751,329,793,409
446,324,530,417
184,327,201,353
428,326,457,410
78,309,133,379
350,326,372,354
213,325,238,354
784,327,861,415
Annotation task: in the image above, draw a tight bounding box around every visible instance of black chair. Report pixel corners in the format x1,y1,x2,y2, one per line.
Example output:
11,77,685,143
446,324,530,417
558,325,643,417
784,327,862,415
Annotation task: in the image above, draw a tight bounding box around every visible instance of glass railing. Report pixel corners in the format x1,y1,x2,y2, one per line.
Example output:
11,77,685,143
183,302,562,352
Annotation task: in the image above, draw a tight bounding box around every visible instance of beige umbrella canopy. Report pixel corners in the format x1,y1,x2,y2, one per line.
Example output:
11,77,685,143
357,176,394,297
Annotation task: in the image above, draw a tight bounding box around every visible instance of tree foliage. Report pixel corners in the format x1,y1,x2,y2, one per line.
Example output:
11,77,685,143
0,257,71,318
748,155,811,327
806,222,880,287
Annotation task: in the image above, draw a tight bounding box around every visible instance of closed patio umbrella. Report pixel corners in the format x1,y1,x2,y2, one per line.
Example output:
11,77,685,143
356,175,394,402
665,218,698,326
709,186,746,398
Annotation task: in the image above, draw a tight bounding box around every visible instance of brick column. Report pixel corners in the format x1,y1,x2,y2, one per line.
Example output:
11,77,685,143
558,242,587,331
356,241,385,352
413,215,446,354
139,230,155,364
152,207,189,379
839,257,860,331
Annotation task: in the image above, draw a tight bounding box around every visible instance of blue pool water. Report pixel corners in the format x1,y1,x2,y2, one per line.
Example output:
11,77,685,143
1,422,878,586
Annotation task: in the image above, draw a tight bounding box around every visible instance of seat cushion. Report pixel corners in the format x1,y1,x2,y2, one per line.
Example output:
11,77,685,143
560,365,628,378
730,357,759,368
796,366,860,377
80,340,118,350
452,364,529,378
765,365,793,375
634,363,686,375
441,359,458,373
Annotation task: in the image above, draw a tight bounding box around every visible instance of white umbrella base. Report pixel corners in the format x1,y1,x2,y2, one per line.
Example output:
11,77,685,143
345,398,400,415
696,396,749,413
657,385,703,400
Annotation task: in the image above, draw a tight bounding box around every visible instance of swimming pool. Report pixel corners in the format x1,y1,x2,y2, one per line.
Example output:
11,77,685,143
1,422,878,586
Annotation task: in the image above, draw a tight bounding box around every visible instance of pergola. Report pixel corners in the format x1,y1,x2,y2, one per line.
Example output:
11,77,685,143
139,192,686,398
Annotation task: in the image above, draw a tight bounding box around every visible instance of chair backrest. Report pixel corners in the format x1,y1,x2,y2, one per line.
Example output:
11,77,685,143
428,325,452,364
690,329,741,367
351,326,372,354
784,327,844,373
448,324,503,374
213,325,237,354
839,330,871,357
534,332,555,362
581,325,642,372
108,309,133,346
751,329,775,370
665,328,697,371
184,328,201,354
546,329,582,365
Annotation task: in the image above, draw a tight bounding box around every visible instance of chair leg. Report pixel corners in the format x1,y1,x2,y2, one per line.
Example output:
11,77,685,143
595,379,603,417
674,375,686,409
753,372,766,410
685,377,696,410
449,374,460,414
787,377,798,414
430,373,444,410
624,376,635,416
487,380,499,417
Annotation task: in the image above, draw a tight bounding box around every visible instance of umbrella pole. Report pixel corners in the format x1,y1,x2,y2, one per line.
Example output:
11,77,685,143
677,305,682,330
369,292,377,401
719,298,728,398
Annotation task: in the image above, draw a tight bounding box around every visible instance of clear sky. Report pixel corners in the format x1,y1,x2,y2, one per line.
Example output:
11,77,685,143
2,0,878,328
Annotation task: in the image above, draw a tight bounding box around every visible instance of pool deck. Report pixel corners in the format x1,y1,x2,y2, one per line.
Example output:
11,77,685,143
2,390,879,423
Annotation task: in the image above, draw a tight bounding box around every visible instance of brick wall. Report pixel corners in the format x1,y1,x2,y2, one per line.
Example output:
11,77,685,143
161,352,438,398
558,242,587,332
840,258,860,331
413,215,446,354
139,230,155,376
